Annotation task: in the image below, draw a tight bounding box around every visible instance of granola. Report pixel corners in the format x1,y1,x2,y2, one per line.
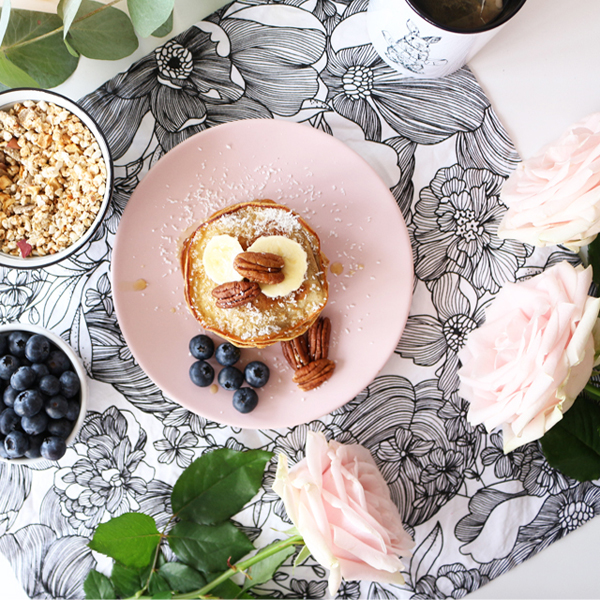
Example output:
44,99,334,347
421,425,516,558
0,100,107,257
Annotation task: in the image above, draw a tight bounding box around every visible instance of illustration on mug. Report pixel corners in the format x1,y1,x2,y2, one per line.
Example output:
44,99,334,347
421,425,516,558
383,20,448,73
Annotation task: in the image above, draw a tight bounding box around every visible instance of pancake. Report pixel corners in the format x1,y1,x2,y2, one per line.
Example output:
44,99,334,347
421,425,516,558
181,200,329,348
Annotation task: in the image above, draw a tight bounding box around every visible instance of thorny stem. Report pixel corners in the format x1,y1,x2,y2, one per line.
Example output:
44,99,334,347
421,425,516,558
1,0,124,51
585,382,600,401
128,534,305,600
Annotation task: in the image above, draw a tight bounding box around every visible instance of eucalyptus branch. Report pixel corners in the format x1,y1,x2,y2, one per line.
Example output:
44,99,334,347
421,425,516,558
0,0,123,52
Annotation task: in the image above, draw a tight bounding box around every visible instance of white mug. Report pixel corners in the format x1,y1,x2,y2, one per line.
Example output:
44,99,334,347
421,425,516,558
367,0,527,78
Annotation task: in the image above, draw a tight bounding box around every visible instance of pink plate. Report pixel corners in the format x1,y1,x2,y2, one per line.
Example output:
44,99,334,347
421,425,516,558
111,120,413,429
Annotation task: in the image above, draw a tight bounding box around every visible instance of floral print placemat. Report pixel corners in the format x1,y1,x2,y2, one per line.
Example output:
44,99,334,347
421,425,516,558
0,0,597,598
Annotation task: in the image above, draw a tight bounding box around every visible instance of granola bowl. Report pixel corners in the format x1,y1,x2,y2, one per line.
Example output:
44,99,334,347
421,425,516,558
0,88,113,269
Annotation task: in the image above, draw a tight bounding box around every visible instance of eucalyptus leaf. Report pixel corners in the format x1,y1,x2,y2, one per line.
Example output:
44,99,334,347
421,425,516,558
168,520,254,574
540,394,600,481
128,0,173,38
63,36,79,58
110,562,148,598
242,542,295,590
0,0,11,47
66,0,138,60
172,448,273,525
159,562,207,593
84,569,116,600
58,0,83,38
152,10,173,38
1,9,79,87
0,52,39,87
89,512,161,569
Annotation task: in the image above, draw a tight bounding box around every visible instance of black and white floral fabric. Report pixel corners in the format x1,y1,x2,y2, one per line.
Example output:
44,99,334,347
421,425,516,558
0,1,597,598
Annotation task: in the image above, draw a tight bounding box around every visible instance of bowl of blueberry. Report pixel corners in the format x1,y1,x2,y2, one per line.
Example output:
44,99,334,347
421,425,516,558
0,323,87,463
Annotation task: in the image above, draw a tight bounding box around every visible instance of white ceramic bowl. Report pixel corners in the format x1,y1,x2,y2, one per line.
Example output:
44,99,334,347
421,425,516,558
0,88,113,269
0,323,88,464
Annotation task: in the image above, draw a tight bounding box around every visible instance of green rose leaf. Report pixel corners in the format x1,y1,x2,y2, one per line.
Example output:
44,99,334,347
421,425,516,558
209,577,256,599
58,0,83,38
168,520,254,574
89,512,161,569
148,571,171,596
1,9,79,88
65,0,138,60
172,448,273,525
242,542,295,590
84,569,116,600
541,394,600,481
110,562,150,598
127,0,174,38
152,10,173,38
159,563,207,593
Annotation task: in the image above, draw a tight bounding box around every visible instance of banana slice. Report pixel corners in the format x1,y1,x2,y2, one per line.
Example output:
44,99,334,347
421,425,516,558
248,235,308,297
202,234,244,284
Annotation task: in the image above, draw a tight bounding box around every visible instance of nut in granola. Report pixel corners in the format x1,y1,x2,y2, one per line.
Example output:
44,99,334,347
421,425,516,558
233,251,285,284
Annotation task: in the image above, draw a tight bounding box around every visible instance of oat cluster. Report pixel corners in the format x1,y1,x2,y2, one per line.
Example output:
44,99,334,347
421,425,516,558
0,100,107,258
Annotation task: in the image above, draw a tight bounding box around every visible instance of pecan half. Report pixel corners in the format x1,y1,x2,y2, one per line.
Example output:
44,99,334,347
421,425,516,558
212,280,262,308
281,335,310,370
308,316,331,361
234,251,285,284
292,358,335,391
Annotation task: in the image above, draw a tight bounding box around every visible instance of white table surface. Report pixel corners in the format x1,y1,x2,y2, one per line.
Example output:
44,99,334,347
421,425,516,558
3,0,600,598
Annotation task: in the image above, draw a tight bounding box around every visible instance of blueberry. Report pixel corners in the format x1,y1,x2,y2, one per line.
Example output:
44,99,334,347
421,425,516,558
46,350,72,376
218,366,244,391
59,371,80,398
0,438,9,459
24,334,51,363
39,374,61,396
14,389,43,418
189,334,214,360
3,385,18,408
215,343,241,366
22,411,49,436
8,331,30,358
65,399,80,422
0,408,20,435
44,394,68,419
0,334,7,356
40,436,66,461
232,387,259,413
0,354,21,380
10,366,37,392
244,361,270,388
25,434,44,459
4,430,29,458
47,418,73,439
31,363,49,379
189,361,214,387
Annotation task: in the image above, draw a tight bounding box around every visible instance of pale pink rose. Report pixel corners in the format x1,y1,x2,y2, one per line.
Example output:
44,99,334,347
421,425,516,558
272,431,414,595
498,112,600,251
458,261,600,453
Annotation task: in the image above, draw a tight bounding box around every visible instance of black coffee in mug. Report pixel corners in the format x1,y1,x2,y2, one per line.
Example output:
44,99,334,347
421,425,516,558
415,0,504,31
